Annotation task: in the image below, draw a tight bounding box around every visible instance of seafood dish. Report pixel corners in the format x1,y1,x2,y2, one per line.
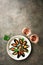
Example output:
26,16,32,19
9,38,29,58
7,35,31,60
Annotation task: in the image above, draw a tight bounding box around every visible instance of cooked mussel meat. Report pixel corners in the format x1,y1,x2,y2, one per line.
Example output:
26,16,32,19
24,45,29,48
14,39,19,44
12,52,17,55
9,47,15,51
19,39,23,44
11,43,17,47
23,41,27,45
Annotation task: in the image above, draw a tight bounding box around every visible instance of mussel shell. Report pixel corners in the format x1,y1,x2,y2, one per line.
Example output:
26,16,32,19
21,53,25,57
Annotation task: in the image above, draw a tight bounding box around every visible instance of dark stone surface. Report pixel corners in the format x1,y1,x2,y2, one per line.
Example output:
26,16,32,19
0,0,43,65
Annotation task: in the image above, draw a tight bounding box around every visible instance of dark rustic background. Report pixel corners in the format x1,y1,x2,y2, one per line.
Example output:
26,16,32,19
0,0,43,65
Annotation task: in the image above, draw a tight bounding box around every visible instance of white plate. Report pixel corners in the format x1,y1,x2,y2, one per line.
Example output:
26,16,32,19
7,35,31,60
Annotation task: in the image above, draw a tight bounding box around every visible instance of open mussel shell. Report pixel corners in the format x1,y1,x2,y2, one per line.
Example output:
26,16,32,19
9,47,15,51
23,48,28,52
23,41,27,45
21,53,25,57
17,54,20,58
11,43,17,47
17,51,21,58
23,45,29,49
14,39,19,44
18,45,22,50
12,52,18,55
19,39,23,44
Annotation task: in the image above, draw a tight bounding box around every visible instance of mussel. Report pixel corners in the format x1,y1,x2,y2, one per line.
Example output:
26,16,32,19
19,39,23,44
12,52,17,55
11,43,17,47
23,41,27,45
9,47,15,51
14,39,19,44
24,45,29,49
21,53,25,57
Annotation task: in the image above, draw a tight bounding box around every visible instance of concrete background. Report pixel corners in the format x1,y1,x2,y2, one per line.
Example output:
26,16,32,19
0,0,43,65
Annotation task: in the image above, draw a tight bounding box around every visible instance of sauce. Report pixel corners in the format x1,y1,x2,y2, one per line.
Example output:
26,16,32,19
31,36,36,41
22,28,31,36
23,28,29,35
30,34,39,44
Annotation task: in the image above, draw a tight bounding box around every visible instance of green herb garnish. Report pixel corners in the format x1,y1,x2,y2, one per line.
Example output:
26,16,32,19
4,35,10,41
14,48,19,52
22,38,24,42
